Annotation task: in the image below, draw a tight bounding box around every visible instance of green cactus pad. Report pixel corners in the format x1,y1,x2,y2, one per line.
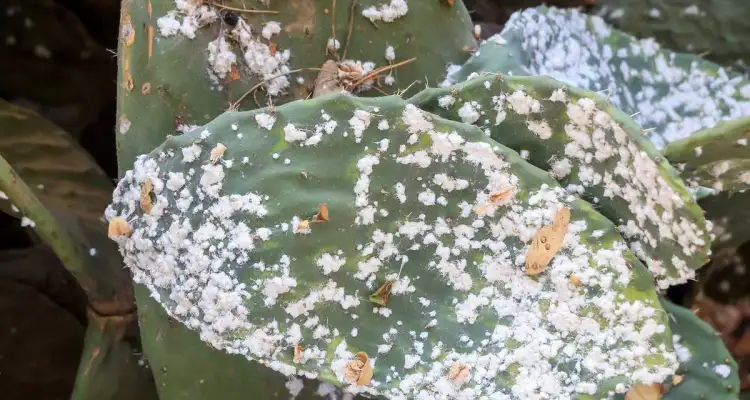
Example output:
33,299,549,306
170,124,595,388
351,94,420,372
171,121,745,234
591,0,750,70
663,117,750,193
440,6,750,149
133,284,355,400
689,189,750,304
408,74,711,289
116,0,476,172
107,93,677,398
659,298,740,399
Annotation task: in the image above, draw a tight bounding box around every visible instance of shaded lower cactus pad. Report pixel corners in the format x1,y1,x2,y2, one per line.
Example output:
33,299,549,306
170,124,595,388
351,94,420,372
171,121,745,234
692,191,750,305
658,298,740,399
408,74,711,290
106,94,677,398
133,284,357,400
663,117,750,193
442,6,750,149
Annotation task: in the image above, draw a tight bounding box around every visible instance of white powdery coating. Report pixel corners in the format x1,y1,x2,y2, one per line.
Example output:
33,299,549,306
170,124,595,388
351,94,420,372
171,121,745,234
261,21,281,40
490,7,750,148
156,3,217,39
156,3,291,96
233,20,292,96
714,364,731,379
206,37,236,79
438,95,455,109
486,83,706,288
107,104,678,399
440,64,463,88
327,38,341,51
385,45,395,62
362,0,408,23
255,113,276,130
284,124,307,143
457,101,480,124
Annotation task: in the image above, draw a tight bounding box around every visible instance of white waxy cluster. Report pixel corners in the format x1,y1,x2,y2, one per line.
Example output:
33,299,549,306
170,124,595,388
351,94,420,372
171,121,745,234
462,7,750,149
107,100,678,399
156,3,291,95
434,76,709,289
362,0,408,23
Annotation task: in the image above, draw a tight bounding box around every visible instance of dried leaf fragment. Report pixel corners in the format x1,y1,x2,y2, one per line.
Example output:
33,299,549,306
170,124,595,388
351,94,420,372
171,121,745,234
210,143,227,164
525,207,570,276
313,203,329,222
671,375,683,386
344,352,373,386
569,274,581,286
474,186,516,215
295,220,311,234
489,186,515,205
369,281,394,306
108,217,132,239
226,65,241,83
293,345,303,363
446,362,471,385
624,383,662,400
139,179,154,213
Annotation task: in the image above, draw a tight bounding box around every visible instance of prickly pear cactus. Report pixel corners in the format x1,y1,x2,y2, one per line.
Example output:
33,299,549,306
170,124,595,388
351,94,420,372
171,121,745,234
658,298,740,399
117,0,476,171
441,6,750,149
107,93,678,399
409,74,712,289
663,117,750,193
592,0,750,71
663,117,750,305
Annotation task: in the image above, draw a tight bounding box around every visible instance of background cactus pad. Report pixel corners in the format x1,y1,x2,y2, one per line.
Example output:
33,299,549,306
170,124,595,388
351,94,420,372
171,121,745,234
409,74,712,289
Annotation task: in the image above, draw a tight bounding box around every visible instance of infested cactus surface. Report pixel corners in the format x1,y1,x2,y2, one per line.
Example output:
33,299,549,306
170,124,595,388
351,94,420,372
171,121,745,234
116,0,477,174
442,6,750,149
107,93,678,399
409,74,712,289
663,117,750,193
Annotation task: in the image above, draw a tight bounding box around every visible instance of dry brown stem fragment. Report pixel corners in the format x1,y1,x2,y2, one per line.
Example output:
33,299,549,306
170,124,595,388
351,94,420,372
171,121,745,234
525,207,571,276
344,352,373,386
293,345,303,363
108,217,133,239
489,186,515,205
569,274,581,286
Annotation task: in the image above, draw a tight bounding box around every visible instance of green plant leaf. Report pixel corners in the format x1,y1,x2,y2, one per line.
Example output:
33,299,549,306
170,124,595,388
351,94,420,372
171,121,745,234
0,98,132,314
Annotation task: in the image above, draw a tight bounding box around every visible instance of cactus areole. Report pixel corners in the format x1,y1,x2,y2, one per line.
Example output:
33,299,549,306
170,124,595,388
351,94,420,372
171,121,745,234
106,92,681,399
